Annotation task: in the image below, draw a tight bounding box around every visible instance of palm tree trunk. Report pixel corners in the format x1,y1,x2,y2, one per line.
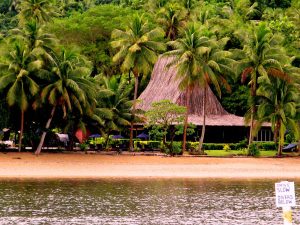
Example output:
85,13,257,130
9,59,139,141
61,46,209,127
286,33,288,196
129,75,139,151
182,88,190,152
248,79,257,148
274,121,278,143
248,107,255,147
18,110,24,152
277,120,283,156
35,106,56,155
198,86,207,154
104,130,111,149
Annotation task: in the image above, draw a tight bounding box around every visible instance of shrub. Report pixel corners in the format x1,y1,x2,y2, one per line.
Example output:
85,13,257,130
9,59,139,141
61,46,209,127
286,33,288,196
202,143,224,150
161,141,182,155
79,142,88,151
186,142,199,151
248,143,260,157
235,139,248,150
172,142,182,155
255,142,276,151
223,144,231,152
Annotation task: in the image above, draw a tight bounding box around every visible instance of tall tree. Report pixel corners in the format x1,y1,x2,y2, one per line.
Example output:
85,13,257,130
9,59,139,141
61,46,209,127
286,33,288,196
164,25,235,153
0,42,41,151
96,75,133,148
157,4,186,40
10,20,57,60
257,76,299,156
19,0,58,24
111,15,165,151
236,23,288,147
35,49,94,155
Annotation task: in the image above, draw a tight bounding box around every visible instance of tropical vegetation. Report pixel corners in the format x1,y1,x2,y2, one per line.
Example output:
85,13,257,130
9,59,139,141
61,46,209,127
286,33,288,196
0,0,299,156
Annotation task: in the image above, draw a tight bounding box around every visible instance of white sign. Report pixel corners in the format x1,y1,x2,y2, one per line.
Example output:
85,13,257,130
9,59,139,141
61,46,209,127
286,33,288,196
275,181,296,207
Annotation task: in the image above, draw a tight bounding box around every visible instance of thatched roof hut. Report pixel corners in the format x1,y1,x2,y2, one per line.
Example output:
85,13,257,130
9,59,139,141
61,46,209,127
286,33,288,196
137,56,246,126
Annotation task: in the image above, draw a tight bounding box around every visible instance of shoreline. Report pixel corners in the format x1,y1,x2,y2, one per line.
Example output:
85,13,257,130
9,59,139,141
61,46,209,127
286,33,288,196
0,152,299,180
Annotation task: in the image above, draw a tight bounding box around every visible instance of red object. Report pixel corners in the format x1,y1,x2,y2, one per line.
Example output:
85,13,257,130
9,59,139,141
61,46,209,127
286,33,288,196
75,129,91,143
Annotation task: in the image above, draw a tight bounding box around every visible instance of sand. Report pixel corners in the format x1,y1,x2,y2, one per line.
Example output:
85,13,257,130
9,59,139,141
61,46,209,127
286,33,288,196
0,152,299,180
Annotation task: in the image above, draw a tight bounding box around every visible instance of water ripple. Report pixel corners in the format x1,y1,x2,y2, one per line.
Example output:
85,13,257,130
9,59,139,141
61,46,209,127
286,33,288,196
0,179,299,224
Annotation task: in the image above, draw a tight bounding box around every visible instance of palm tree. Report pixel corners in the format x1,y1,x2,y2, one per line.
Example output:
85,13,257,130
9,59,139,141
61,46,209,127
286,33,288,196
257,76,299,156
181,0,197,16
111,15,165,151
164,25,235,153
34,49,94,155
10,20,57,60
146,0,168,13
157,4,186,40
236,23,289,147
0,42,40,151
9,0,20,12
19,0,58,24
96,75,133,149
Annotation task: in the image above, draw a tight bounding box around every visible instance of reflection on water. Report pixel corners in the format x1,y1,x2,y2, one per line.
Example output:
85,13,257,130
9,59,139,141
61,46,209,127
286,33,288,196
0,179,299,224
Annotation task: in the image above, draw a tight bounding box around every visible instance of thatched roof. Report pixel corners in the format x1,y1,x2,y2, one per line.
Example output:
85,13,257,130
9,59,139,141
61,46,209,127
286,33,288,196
137,56,247,126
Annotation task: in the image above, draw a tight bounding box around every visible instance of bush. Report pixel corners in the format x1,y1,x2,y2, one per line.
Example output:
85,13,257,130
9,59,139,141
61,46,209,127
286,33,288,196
79,142,88,151
255,142,276,151
202,143,224,150
223,144,231,152
236,139,248,150
134,140,161,151
186,142,199,151
248,143,260,157
161,141,182,155
172,142,182,155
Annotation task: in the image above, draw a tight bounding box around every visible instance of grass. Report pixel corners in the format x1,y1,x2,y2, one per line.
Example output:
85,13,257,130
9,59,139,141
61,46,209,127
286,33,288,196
204,150,300,157
204,150,278,157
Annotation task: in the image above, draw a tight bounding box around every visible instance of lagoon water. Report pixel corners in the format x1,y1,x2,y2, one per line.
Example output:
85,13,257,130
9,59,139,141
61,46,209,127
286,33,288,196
0,179,299,225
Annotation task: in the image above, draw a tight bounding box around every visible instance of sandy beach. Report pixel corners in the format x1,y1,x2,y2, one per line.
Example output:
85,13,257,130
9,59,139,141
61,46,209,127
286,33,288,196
0,152,299,179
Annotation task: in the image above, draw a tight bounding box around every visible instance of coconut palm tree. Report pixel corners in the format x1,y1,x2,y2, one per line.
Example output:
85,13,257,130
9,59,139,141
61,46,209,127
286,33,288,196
236,23,289,147
9,0,20,12
10,20,57,60
157,4,186,40
0,42,41,151
19,0,58,24
34,49,95,155
111,15,165,150
96,75,133,148
164,25,235,153
257,76,299,156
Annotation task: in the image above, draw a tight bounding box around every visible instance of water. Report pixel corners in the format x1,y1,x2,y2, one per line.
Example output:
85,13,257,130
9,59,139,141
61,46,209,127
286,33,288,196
0,179,298,224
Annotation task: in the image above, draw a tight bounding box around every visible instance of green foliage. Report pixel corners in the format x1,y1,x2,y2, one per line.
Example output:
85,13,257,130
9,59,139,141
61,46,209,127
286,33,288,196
186,141,274,151
221,85,249,116
133,140,161,150
257,76,299,155
223,144,231,151
96,74,133,134
79,142,88,150
0,0,299,152
268,16,298,46
111,14,165,77
255,142,276,150
145,100,186,126
49,5,141,75
145,100,186,155
163,141,182,155
247,143,260,156
175,123,196,137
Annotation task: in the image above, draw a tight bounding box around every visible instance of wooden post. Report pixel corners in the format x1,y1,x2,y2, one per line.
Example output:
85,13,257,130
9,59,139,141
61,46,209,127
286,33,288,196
282,206,292,225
